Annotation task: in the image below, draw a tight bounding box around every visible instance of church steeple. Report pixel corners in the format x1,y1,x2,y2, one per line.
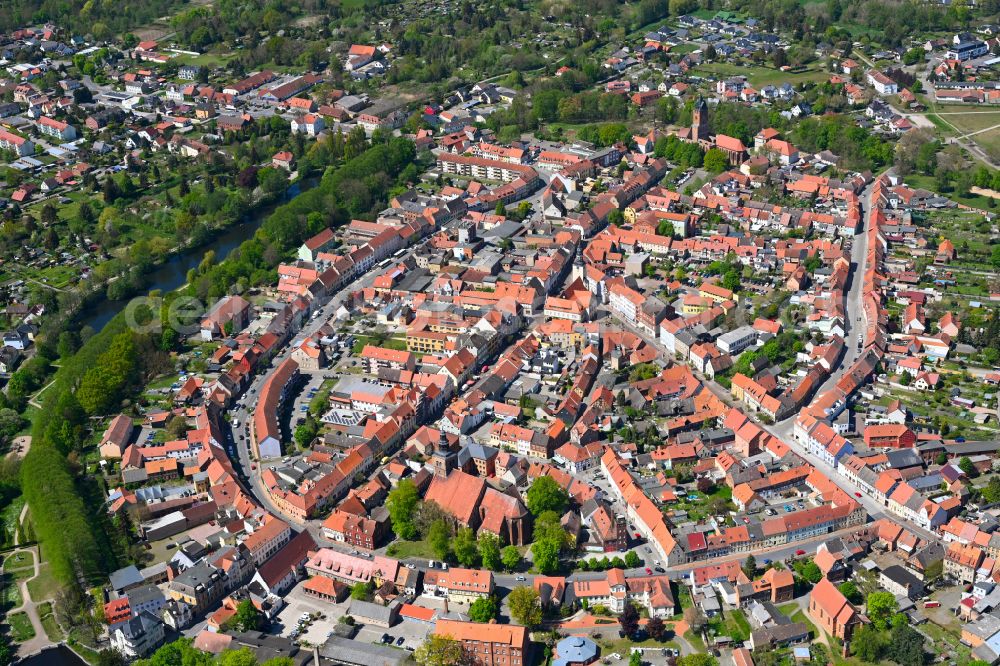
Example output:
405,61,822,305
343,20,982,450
693,97,710,141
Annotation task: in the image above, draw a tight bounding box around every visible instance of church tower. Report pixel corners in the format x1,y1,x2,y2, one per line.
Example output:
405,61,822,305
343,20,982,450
571,242,585,284
693,97,710,141
431,429,456,479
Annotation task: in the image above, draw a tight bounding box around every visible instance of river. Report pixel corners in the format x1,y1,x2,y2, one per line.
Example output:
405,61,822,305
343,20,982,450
78,178,315,333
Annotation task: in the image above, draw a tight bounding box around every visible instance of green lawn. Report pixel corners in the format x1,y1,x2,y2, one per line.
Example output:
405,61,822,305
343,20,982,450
27,562,61,602
351,335,408,355
170,51,235,69
6,610,35,642
385,539,438,561
921,616,973,662
683,630,706,652
37,601,63,642
778,602,818,636
929,105,1000,134
692,61,829,87
2,550,34,571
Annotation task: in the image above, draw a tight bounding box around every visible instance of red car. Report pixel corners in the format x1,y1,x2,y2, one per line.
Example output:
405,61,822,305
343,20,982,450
645,567,652,575
795,549,806,556
854,492,862,498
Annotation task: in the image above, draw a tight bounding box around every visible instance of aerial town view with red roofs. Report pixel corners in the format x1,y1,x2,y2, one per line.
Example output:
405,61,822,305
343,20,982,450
4,4,1000,666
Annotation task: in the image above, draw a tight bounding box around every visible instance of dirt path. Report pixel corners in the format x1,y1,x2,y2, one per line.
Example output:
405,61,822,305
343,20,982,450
3,545,54,657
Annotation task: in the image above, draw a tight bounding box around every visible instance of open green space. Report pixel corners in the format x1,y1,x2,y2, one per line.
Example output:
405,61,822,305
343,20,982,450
1,550,32,572
683,629,706,652
928,106,1000,134
902,173,994,210
26,562,61,602
692,61,830,87
37,601,64,642
385,538,437,561
6,610,36,642
351,335,408,355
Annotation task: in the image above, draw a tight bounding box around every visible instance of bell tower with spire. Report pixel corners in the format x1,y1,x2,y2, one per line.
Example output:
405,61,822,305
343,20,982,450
431,429,456,479
693,97,710,142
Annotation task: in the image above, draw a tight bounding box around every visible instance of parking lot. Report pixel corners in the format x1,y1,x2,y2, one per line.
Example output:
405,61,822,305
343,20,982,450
288,371,327,428
274,581,434,651
355,619,432,651
273,583,333,643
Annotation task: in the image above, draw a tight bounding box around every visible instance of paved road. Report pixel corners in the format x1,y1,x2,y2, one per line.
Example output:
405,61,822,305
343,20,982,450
767,178,943,545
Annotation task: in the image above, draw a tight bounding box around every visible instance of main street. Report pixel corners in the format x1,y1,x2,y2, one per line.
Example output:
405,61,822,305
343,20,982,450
620,175,944,548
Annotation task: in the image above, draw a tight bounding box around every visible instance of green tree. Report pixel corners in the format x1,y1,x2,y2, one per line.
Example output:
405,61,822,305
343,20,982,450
704,148,729,173
413,635,464,666
96,648,127,666
742,554,757,579
959,456,976,477
478,532,501,570
866,591,898,631
850,625,884,662
294,420,318,448
219,648,258,666
531,537,561,575
526,476,569,516
507,586,542,627
428,519,452,561
468,596,499,623
838,581,861,604
800,561,823,584
228,600,262,632
624,551,640,568
386,480,420,540
453,527,479,567
351,581,374,601
502,545,521,572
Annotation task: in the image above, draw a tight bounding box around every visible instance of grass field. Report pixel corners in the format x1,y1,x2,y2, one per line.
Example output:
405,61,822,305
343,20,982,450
351,335,407,355
27,561,60,602
917,103,1000,161
6,611,35,642
971,130,1000,162
385,538,438,561
691,61,828,87
170,51,235,69
926,105,1000,133
37,601,63,642
2,551,33,571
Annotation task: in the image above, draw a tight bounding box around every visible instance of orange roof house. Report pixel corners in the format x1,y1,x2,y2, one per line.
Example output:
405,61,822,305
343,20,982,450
808,577,862,641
